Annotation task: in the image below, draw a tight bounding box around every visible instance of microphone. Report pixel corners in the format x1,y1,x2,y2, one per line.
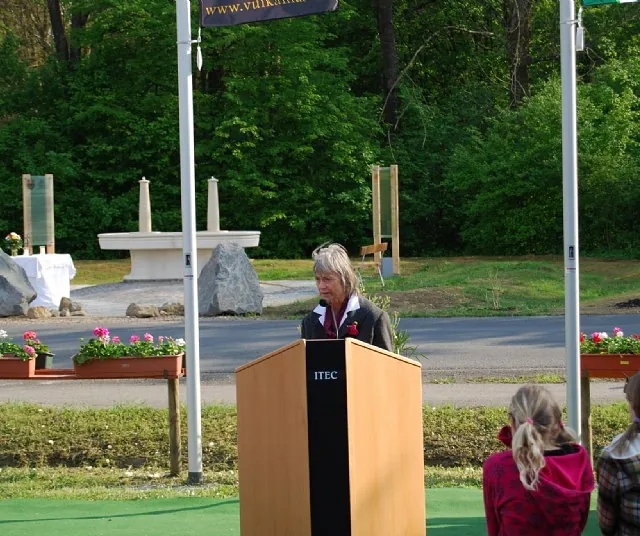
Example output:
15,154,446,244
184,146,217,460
319,299,339,339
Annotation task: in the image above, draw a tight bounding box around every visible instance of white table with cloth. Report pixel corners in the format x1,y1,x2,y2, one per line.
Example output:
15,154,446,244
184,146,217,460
12,254,76,309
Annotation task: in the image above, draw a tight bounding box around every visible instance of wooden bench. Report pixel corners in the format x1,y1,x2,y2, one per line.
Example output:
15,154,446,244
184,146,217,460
359,242,388,285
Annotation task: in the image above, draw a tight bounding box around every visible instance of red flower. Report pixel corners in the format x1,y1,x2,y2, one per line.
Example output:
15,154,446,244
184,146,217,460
579,333,585,343
23,331,37,341
347,322,359,336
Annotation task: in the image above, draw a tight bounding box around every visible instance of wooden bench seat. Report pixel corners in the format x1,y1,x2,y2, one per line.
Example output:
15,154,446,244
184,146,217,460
358,242,388,285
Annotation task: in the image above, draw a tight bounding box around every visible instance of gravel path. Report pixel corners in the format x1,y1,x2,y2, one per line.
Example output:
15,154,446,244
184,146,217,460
0,379,625,408
69,280,317,317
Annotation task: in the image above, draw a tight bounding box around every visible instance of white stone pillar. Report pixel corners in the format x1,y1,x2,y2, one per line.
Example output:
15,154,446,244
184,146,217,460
207,176,220,232
139,177,152,232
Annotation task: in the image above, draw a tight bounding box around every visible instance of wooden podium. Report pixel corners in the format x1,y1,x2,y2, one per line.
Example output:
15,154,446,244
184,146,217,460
236,338,425,536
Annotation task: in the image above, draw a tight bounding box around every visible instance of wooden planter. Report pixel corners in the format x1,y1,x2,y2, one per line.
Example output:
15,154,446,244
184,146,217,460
0,355,36,379
73,353,183,379
581,354,640,379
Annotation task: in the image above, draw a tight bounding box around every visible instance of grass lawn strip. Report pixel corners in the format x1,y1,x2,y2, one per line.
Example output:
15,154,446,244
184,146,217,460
0,491,602,536
74,257,640,318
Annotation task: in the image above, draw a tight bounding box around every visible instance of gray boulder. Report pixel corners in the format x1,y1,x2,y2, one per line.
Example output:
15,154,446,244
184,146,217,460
198,243,263,316
27,306,52,319
0,251,37,317
126,303,160,318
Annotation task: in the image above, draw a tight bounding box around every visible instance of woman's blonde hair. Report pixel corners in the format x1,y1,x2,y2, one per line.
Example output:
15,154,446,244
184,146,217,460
509,384,577,491
612,372,640,454
312,243,359,298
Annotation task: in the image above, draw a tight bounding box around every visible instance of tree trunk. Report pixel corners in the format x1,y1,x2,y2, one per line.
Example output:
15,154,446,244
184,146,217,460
70,11,89,63
375,0,399,128
47,0,69,61
503,0,532,107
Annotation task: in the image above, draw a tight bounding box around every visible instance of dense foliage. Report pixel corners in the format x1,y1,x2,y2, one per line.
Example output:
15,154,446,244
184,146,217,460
1,0,639,258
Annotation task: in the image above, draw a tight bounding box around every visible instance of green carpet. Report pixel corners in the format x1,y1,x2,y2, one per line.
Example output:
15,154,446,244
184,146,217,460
0,489,601,535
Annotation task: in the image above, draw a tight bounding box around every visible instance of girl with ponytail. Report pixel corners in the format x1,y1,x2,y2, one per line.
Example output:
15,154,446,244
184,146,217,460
483,384,594,535
597,371,640,535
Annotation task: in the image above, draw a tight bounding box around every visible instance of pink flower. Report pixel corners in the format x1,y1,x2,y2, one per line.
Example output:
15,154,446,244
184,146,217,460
23,331,37,341
591,332,602,343
129,335,140,344
158,336,164,343
93,326,109,338
614,327,624,337
23,345,36,356
112,336,120,344
143,333,154,343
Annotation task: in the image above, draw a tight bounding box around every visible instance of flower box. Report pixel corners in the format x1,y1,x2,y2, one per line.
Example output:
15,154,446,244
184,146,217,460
73,353,183,379
580,354,640,379
0,355,36,379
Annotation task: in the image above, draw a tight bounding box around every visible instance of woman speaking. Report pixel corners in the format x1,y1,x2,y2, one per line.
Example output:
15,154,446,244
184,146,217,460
300,243,393,352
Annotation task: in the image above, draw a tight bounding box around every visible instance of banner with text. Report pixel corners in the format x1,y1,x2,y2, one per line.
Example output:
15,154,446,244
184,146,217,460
200,0,338,27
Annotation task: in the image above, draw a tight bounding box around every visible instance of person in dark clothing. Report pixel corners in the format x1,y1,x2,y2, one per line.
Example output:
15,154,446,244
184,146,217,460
300,243,393,352
483,384,594,536
597,371,640,536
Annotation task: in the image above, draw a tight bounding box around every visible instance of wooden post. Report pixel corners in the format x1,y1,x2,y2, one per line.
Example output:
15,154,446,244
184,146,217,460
168,378,181,476
371,166,382,265
390,164,400,275
22,174,33,254
45,174,55,253
580,373,592,463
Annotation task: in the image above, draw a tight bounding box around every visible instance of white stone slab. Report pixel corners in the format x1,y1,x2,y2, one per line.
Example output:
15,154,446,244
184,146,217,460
98,231,260,280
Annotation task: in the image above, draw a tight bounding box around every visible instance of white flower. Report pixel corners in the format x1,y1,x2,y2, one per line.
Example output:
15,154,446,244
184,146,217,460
175,338,186,347
600,332,609,339
0,329,7,339
616,330,625,337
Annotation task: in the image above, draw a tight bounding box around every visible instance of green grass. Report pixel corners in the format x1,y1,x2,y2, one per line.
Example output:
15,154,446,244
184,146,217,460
0,401,631,500
0,466,237,500
73,256,640,317
0,465,482,499
465,373,566,384
0,492,604,536
72,259,132,285
426,374,567,384
72,258,315,285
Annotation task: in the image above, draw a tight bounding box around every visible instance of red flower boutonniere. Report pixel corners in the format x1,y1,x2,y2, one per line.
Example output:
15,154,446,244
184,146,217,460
347,322,359,337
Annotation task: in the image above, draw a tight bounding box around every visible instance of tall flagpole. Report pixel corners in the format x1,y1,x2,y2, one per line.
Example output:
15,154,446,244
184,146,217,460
560,0,581,437
176,0,203,483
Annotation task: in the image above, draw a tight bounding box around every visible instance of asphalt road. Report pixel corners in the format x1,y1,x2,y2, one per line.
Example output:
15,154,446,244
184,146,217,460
3,313,640,379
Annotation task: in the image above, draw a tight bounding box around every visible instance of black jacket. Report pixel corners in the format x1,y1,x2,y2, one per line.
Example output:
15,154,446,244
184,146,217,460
300,295,393,352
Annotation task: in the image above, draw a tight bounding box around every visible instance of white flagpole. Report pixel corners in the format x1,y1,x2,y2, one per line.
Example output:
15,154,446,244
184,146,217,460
560,0,581,437
176,0,203,483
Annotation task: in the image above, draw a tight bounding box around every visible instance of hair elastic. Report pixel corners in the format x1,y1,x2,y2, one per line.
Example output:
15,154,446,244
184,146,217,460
526,417,534,425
